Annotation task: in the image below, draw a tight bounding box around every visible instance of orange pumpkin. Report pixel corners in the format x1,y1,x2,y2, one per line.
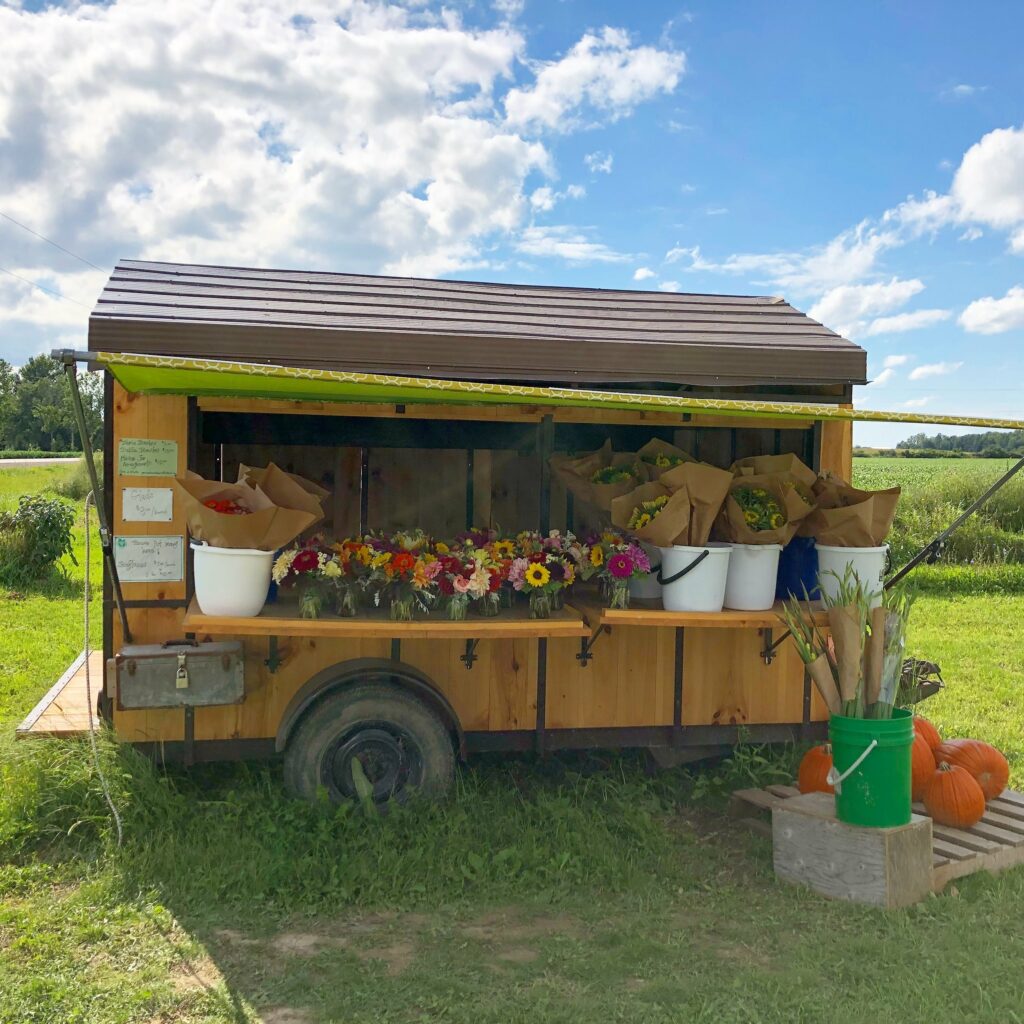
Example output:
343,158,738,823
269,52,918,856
911,733,937,802
933,739,1009,801
924,762,986,828
913,716,942,752
798,744,834,794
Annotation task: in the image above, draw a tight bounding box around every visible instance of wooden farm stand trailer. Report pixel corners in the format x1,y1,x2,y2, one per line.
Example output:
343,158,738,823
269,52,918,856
18,261,1024,802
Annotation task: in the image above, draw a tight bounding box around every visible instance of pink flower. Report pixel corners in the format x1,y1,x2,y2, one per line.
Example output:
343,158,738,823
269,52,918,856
508,557,529,592
607,552,634,579
626,543,651,574
453,575,472,594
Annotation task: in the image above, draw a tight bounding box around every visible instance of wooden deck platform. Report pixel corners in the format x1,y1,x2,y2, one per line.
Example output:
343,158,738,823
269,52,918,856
732,783,1024,892
16,651,102,739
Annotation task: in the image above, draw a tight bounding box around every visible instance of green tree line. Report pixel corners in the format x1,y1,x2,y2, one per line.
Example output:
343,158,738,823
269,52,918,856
897,428,1024,456
0,356,103,453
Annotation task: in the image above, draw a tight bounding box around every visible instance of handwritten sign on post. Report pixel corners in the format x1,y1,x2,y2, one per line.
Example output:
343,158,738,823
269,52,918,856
118,438,178,477
121,487,173,523
114,536,184,583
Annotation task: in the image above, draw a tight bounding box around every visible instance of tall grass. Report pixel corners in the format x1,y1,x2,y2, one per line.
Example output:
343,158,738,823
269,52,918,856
854,456,1024,566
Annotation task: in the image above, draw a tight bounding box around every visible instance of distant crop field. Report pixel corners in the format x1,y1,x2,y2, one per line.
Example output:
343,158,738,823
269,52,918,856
852,455,1014,491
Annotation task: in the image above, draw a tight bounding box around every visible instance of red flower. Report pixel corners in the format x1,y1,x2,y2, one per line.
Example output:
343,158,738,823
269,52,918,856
390,552,416,575
292,549,319,574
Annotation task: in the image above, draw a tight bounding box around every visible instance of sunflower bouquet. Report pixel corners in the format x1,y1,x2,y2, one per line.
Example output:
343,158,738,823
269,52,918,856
733,487,786,532
591,465,635,485
627,494,670,531
715,472,814,546
508,553,575,618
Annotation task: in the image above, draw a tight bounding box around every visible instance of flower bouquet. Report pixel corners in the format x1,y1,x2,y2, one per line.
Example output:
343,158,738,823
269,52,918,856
635,438,695,481
715,473,814,547
369,544,439,621
330,538,374,616
509,553,575,618
436,554,493,620
272,542,341,619
598,541,652,609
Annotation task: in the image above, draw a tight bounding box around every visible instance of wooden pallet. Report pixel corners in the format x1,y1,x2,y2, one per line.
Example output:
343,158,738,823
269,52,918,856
731,784,1024,892
16,651,101,739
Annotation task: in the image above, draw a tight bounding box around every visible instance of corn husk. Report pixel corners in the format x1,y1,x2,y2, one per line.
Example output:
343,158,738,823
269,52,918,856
807,655,842,716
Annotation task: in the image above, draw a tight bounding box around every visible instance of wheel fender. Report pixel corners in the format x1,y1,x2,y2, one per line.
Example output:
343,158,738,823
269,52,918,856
275,658,465,757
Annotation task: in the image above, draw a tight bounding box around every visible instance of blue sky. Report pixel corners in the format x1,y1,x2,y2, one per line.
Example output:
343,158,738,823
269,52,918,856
1,0,1023,445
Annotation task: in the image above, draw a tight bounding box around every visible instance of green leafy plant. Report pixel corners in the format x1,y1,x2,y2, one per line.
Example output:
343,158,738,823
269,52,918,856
0,494,76,587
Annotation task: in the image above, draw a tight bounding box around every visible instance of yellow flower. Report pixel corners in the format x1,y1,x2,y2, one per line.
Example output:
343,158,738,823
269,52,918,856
589,546,604,567
493,540,515,559
371,552,391,569
355,545,371,565
435,542,450,555
770,512,785,529
322,560,342,578
524,563,550,587
637,513,651,528
744,509,759,525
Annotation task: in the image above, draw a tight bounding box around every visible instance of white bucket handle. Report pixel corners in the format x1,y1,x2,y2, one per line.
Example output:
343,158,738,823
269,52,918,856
826,739,878,795
657,549,710,586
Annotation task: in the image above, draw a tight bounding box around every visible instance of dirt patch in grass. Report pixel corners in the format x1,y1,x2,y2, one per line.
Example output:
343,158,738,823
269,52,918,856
259,1009,315,1024
355,939,418,975
460,907,579,943
170,956,223,994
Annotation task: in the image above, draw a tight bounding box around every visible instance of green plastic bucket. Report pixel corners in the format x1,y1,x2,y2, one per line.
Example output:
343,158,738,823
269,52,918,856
829,709,913,828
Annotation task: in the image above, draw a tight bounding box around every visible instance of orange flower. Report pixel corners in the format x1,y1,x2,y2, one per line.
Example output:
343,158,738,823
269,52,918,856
391,551,416,576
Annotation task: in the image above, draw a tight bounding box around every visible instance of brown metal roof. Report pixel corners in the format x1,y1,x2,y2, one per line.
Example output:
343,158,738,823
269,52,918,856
88,260,867,390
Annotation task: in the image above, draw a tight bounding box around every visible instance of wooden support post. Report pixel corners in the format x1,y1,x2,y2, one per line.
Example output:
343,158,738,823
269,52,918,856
772,792,932,908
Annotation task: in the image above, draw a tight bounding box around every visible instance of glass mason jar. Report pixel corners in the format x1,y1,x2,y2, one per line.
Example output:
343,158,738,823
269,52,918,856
476,591,502,617
608,577,630,610
447,593,470,621
334,581,359,618
390,590,416,621
298,578,326,619
528,589,552,619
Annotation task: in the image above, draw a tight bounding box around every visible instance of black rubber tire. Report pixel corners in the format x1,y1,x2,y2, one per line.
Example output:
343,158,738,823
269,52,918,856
283,682,455,804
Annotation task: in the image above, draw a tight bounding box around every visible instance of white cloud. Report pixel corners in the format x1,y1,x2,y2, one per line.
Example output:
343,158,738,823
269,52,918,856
861,308,952,337
705,206,728,216
884,354,910,368
658,280,680,292
901,397,933,408
959,285,1024,334
529,184,585,211
0,3,679,351
584,151,614,174
807,277,924,337
679,183,697,193
908,361,964,380
516,225,631,263
633,267,656,281
504,27,684,132
868,367,896,387
942,83,987,99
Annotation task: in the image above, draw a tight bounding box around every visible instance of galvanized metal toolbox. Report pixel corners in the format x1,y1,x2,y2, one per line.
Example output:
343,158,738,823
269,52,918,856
110,639,245,710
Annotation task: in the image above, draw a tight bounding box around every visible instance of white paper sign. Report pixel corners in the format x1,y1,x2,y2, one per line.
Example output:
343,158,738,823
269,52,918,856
122,487,173,523
114,535,184,583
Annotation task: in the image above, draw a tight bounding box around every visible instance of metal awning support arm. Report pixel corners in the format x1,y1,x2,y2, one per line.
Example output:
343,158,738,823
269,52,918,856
886,455,1024,589
55,349,133,642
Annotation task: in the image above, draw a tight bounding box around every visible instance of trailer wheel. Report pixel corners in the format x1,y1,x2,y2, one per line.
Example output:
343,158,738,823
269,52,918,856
283,683,455,804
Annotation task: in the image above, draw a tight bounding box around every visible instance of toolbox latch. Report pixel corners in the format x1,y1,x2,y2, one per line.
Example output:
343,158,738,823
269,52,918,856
175,652,190,689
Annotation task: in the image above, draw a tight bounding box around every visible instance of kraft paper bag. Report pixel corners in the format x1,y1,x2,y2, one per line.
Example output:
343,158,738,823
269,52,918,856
610,481,695,548
862,605,887,707
174,473,321,551
237,462,325,529
807,654,842,716
804,477,901,546
731,453,817,489
714,472,815,546
828,605,865,708
659,461,733,546
589,452,643,511
635,438,695,481
240,462,329,510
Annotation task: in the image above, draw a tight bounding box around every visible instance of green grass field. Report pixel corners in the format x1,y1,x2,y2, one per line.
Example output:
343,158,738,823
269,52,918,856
2,460,1024,1023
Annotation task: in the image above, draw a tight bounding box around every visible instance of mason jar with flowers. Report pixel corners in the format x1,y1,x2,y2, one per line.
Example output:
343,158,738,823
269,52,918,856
599,542,652,609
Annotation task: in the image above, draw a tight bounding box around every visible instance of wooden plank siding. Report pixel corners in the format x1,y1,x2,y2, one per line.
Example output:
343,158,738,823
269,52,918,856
89,261,867,389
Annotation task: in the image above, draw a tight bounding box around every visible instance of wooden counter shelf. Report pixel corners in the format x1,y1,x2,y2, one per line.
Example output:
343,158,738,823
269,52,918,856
569,596,829,631
182,598,591,640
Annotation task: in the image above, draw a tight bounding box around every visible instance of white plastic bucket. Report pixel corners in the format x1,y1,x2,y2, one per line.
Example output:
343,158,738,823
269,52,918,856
815,544,888,609
658,543,731,613
192,543,273,617
723,543,783,611
628,540,663,601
